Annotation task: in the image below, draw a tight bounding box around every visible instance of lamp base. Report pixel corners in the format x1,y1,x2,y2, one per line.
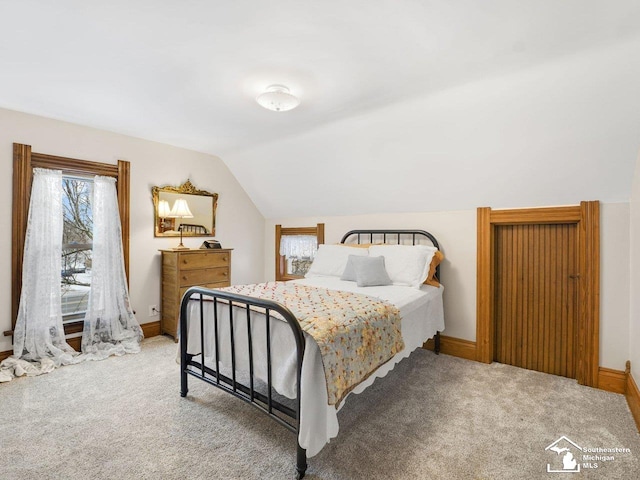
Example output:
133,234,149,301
173,228,189,250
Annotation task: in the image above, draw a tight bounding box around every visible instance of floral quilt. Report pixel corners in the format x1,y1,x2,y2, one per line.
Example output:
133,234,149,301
220,282,404,406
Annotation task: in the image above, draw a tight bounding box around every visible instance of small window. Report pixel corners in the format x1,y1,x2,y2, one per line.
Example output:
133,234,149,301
275,224,324,281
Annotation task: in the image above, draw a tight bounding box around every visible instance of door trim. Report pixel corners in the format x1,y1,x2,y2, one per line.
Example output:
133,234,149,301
476,202,600,387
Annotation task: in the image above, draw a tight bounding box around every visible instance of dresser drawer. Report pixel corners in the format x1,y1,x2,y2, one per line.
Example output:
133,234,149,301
180,267,229,286
179,252,230,270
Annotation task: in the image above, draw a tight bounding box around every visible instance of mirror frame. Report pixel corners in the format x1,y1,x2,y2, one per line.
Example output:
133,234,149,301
152,179,218,237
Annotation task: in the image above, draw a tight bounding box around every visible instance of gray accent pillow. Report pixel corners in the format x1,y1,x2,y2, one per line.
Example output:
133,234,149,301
340,254,359,281
352,255,392,287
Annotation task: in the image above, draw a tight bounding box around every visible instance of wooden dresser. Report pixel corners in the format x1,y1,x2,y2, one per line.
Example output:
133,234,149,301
160,248,232,340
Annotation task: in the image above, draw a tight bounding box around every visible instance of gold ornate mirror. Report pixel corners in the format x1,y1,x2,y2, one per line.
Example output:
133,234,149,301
152,180,218,237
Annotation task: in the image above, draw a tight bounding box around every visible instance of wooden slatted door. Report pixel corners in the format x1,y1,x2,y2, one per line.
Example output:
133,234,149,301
494,223,578,378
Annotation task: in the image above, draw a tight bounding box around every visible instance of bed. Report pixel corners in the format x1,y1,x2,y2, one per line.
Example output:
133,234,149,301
179,230,445,478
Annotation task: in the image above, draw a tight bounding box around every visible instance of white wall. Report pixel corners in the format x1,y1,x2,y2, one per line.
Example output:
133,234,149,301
0,107,265,353
266,202,630,370
629,151,640,382
1,105,632,373
600,203,630,370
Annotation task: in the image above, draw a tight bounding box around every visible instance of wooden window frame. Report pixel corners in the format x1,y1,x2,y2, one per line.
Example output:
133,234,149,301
7,143,131,343
476,202,600,387
275,223,325,281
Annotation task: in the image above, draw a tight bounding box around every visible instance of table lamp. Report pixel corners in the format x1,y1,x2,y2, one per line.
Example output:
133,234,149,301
168,198,193,249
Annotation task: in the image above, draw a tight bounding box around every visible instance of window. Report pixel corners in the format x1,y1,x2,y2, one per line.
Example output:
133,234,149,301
61,176,93,321
9,143,130,348
275,224,324,281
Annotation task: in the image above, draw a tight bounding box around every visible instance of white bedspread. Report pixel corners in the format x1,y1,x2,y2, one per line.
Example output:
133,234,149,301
185,277,444,457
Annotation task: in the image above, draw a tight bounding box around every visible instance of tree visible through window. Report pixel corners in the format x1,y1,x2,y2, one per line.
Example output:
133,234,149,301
61,176,93,321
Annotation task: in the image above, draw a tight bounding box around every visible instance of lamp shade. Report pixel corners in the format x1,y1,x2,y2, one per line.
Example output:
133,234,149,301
169,198,193,218
256,84,300,112
157,199,171,218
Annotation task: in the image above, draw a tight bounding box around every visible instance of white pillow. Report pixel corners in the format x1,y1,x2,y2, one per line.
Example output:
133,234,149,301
305,244,369,278
368,244,438,288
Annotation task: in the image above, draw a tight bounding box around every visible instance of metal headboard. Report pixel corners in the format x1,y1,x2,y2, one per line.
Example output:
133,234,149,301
340,229,441,281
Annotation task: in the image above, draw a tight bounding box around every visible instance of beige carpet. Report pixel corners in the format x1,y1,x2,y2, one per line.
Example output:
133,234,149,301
0,336,638,479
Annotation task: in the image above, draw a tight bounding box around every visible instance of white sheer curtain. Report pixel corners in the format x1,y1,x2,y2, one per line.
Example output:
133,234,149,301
0,169,78,381
0,171,144,382
81,175,143,360
280,235,318,259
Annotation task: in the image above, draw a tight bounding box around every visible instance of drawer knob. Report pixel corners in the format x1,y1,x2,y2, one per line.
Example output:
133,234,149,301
182,276,187,281
222,257,227,262
223,271,228,276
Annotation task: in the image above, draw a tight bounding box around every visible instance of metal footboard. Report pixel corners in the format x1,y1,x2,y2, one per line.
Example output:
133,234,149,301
179,287,308,479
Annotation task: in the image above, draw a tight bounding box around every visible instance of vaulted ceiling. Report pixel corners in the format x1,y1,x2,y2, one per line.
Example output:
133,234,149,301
1,1,639,218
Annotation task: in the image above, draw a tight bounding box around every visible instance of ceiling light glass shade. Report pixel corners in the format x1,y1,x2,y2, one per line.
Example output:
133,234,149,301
169,198,193,218
256,84,300,112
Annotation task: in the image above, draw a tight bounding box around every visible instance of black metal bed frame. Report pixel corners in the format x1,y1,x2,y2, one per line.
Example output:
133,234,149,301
179,229,441,479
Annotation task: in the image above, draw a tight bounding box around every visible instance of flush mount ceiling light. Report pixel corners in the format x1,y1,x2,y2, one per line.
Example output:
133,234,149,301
256,84,300,112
